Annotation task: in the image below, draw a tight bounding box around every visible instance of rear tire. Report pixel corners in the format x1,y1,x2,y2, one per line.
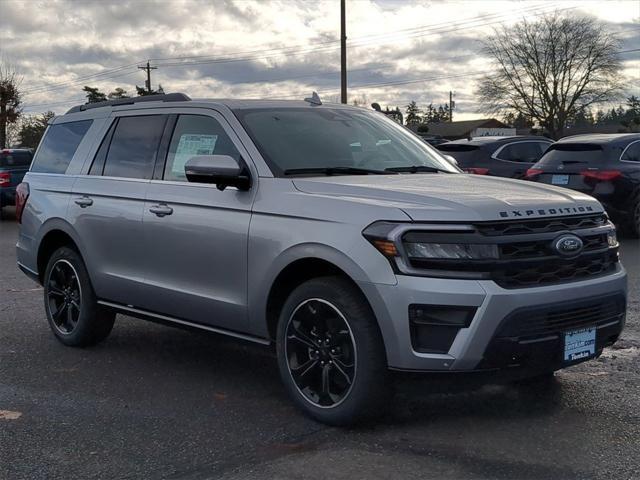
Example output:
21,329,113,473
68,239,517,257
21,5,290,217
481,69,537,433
276,276,390,426
43,247,115,346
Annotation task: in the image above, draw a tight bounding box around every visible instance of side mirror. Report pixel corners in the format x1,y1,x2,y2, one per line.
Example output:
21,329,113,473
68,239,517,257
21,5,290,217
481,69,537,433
184,155,251,191
443,154,458,167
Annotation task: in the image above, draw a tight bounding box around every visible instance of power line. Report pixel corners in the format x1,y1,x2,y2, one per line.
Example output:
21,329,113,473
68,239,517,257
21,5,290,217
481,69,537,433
21,3,560,95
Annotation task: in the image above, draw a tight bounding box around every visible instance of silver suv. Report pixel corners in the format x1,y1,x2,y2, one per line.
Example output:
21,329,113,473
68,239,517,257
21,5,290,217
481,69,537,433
16,93,627,425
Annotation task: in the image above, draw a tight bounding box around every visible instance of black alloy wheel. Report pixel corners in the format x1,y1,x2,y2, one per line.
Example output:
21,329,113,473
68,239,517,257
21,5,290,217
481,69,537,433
285,298,357,408
46,259,82,334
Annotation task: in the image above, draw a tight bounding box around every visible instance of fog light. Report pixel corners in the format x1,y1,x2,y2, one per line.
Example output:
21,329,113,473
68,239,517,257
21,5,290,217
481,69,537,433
607,230,618,247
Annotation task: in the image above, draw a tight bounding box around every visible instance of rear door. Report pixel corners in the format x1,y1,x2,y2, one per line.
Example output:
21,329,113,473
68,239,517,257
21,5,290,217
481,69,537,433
70,114,168,306
137,110,256,332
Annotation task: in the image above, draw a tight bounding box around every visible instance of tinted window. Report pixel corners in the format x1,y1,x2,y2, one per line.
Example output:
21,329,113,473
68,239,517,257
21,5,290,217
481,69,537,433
164,115,241,182
89,121,117,175
496,142,546,163
0,151,32,168
621,142,640,162
31,120,92,174
537,144,605,166
235,108,458,175
102,115,166,179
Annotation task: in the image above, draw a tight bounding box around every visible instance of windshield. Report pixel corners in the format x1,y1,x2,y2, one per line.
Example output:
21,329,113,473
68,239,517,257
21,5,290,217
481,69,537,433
234,107,460,176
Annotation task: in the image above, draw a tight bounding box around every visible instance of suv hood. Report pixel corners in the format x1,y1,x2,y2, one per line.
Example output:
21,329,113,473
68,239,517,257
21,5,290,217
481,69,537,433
293,174,603,222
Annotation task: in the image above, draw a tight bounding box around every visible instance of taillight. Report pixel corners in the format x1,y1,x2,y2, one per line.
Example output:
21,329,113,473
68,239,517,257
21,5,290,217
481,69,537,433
465,167,489,175
15,182,29,224
0,172,10,187
526,168,543,178
580,170,622,181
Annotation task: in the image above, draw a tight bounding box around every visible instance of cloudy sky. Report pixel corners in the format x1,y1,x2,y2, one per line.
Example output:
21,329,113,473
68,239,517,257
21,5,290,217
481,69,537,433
1,0,638,119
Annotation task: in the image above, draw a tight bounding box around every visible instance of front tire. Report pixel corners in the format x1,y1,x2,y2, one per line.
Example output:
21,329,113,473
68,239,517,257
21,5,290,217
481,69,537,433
276,276,390,425
43,247,115,346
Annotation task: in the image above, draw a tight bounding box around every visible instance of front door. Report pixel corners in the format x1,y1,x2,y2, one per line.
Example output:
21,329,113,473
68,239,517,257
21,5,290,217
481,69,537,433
137,112,255,332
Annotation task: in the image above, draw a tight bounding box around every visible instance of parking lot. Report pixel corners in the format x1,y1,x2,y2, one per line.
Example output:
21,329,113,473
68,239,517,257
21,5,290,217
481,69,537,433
0,207,638,480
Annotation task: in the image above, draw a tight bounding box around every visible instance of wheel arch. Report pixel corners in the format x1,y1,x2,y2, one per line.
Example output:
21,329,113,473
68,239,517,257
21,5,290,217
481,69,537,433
261,243,383,342
35,219,87,283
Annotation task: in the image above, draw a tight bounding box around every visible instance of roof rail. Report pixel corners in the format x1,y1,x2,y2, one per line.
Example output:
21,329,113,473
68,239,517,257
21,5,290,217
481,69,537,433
66,92,191,114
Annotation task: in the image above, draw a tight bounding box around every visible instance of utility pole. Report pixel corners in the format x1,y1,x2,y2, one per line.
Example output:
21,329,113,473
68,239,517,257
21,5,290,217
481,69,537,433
340,0,347,104
138,61,157,94
449,91,455,122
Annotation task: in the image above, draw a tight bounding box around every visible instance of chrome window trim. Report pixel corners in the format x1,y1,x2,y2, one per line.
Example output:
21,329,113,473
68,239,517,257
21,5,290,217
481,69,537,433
619,139,640,163
491,140,552,163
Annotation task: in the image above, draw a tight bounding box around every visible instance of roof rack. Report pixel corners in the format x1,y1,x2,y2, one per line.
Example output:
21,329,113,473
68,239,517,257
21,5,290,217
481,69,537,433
66,92,191,114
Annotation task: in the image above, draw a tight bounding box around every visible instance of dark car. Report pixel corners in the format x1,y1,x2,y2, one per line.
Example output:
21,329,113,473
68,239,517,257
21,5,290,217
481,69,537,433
527,133,640,237
0,148,33,219
417,134,449,147
436,136,552,178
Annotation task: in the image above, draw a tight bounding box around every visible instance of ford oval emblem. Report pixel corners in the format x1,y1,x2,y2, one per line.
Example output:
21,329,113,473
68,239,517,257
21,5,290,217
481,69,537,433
553,234,584,256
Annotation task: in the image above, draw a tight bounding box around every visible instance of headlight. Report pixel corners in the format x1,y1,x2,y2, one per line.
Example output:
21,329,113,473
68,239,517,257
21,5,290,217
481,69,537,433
405,242,498,260
607,229,618,247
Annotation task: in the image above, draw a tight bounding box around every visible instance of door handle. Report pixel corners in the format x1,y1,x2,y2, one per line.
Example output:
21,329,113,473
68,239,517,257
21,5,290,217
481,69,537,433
149,204,173,217
74,196,93,208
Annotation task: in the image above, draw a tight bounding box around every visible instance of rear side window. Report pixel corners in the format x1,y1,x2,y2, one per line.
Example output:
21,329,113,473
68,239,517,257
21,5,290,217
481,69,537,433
31,120,92,174
621,142,640,162
495,142,547,163
0,151,32,167
101,115,167,179
163,115,241,182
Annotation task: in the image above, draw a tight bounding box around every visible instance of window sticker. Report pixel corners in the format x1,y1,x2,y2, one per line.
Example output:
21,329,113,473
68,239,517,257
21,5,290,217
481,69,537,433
172,134,218,175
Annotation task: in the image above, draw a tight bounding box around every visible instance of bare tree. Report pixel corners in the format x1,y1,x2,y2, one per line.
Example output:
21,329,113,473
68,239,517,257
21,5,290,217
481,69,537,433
477,14,624,139
0,55,22,148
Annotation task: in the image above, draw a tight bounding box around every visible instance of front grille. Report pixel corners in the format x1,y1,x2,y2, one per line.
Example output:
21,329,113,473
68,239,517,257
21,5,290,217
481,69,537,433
499,233,608,260
493,251,618,288
495,294,625,340
477,213,607,236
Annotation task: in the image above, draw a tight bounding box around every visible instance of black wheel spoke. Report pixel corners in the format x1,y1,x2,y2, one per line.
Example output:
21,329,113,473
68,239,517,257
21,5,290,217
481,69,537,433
48,287,65,298
53,303,67,321
285,299,356,408
331,359,353,385
321,364,331,396
291,358,319,379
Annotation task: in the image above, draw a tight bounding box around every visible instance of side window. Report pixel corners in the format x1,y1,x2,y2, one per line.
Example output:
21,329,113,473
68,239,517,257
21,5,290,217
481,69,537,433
496,142,544,163
621,142,640,162
89,120,117,175
30,120,92,174
102,115,167,179
163,115,241,182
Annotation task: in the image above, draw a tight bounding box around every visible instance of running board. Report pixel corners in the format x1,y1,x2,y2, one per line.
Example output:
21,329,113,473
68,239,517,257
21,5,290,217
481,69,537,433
97,300,271,346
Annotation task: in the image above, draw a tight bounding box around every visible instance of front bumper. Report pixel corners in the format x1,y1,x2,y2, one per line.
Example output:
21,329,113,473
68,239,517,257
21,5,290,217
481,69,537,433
358,264,627,372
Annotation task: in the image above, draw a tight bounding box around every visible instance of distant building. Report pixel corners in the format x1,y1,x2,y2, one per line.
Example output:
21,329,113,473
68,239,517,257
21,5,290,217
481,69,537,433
424,118,514,140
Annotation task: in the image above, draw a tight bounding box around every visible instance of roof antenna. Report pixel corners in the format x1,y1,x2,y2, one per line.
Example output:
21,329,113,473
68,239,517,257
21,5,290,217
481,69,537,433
304,91,322,106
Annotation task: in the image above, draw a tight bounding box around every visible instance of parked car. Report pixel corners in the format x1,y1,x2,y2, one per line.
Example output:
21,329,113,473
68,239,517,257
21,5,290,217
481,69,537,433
16,94,626,425
436,136,552,178
0,148,33,219
417,134,448,147
527,133,640,237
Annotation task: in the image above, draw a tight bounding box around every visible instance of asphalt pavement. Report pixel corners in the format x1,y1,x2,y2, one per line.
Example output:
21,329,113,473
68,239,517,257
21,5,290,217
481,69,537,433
1,206,638,480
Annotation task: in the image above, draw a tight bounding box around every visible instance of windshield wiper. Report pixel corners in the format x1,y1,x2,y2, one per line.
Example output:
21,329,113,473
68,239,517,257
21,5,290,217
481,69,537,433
283,166,393,176
384,165,452,174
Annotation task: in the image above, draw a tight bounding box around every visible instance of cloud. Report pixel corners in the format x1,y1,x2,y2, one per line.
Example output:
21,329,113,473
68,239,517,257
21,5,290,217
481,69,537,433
0,0,637,116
